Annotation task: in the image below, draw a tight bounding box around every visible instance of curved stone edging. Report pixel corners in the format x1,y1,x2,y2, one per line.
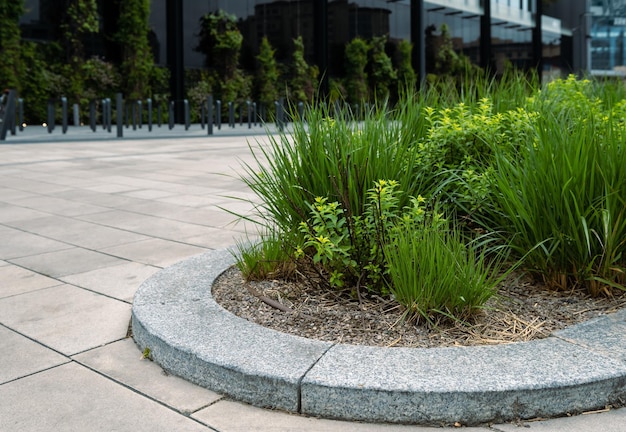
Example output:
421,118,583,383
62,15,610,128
131,249,626,426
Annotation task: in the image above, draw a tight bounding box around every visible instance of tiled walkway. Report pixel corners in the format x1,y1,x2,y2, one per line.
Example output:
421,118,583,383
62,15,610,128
1,134,624,431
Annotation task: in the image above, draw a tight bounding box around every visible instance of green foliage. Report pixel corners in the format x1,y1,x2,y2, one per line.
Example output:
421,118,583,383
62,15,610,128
82,57,120,100
288,36,318,103
116,0,154,100
0,0,24,90
394,39,416,86
232,232,296,282
367,36,396,102
255,37,280,109
19,41,52,123
344,37,369,104
385,218,501,323
196,10,251,103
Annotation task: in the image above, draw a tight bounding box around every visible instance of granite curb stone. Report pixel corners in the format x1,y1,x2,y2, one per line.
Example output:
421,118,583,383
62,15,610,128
131,249,626,425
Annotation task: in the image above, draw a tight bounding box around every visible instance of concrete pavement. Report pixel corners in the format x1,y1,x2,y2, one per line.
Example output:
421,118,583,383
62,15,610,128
1,129,624,431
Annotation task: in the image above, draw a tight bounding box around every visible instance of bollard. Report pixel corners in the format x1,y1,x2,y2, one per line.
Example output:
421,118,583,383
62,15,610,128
116,93,123,138
168,101,174,130
138,100,143,129
106,98,112,133
0,90,17,140
184,99,190,130
275,101,282,131
239,104,243,126
247,101,252,129
131,101,137,130
207,95,213,136
101,99,107,130
157,104,162,127
18,98,24,131
228,101,234,128
147,99,152,132
61,97,68,134
253,102,257,126
216,100,222,130
47,100,55,133
298,101,304,121
73,103,80,126
89,101,96,132
200,103,205,130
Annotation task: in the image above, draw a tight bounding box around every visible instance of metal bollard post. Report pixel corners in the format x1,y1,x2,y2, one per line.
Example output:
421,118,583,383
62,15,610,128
138,100,143,129
239,104,243,126
247,101,251,129
216,100,221,130
73,103,80,126
168,101,174,130
184,99,190,130
298,101,304,121
200,103,205,130
106,98,112,133
101,99,107,130
131,101,137,130
89,101,96,132
116,93,123,138
157,104,162,127
274,100,282,131
253,102,257,126
18,98,24,131
61,97,68,134
147,99,152,132
207,95,213,136
47,100,55,133
228,101,234,128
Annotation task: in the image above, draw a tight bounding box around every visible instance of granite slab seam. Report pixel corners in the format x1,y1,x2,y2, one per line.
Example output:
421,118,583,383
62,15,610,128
131,249,626,426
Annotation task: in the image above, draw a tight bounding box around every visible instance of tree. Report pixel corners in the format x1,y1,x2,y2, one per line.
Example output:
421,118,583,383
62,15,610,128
395,39,416,86
196,10,250,103
288,35,318,103
116,0,154,100
255,36,280,109
0,0,24,90
368,35,396,102
344,37,369,104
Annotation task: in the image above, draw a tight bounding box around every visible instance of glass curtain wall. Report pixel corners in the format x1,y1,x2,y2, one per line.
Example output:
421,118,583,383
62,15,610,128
590,0,626,74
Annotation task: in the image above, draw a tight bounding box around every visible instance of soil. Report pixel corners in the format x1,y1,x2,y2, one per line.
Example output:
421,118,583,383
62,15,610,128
212,267,626,348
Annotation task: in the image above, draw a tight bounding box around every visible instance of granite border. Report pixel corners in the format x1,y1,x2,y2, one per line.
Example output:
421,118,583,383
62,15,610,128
131,249,626,426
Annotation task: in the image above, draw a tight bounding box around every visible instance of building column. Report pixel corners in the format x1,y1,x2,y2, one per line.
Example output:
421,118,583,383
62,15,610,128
411,0,426,85
480,0,493,73
166,0,184,123
314,0,329,97
532,0,543,82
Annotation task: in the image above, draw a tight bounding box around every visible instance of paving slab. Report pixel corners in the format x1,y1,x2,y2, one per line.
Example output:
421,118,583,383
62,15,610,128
0,362,209,432
192,400,485,432
9,195,108,216
492,408,626,432
74,339,222,414
60,262,160,302
0,203,50,223
0,284,130,355
132,250,333,412
0,264,61,298
0,225,72,260
101,238,208,267
0,326,69,384
4,214,151,249
9,247,127,278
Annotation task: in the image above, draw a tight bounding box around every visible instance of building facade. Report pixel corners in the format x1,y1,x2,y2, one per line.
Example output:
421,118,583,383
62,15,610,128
19,1,626,98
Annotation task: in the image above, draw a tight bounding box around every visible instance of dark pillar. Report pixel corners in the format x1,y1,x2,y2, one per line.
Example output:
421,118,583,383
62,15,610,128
411,0,426,86
166,0,184,123
533,0,543,83
480,0,493,73
314,0,329,97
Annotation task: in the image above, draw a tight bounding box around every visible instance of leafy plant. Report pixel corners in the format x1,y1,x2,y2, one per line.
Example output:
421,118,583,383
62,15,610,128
367,35,396,102
255,36,280,115
344,37,369,104
0,0,24,90
288,35,318,103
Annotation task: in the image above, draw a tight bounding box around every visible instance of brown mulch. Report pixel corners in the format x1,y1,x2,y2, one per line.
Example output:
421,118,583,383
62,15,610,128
212,267,626,348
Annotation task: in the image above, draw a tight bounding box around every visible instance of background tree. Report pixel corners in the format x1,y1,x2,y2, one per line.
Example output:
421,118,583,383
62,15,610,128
288,35,318,103
394,39,416,86
116,0,154,100
255,36,280,113
196,10,250,104
368,35,397,102
60,0,99,103
344,37,369,104
0,0,24,91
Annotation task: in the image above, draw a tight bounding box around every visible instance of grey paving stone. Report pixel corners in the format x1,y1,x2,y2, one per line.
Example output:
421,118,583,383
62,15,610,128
181,228,251,249
5,215,151,249
492,407,626,432
0,225,72,260
0,264,61,299
102,238,207,267
554,311,626,363
0,362,210,432
0,284,130,355
0,326,69,384
10,195,107,216
9,247,127,278
132,250,333,412
74,339,222,414
192,400,486,432
60,262,160,302
0,203,50,223
301,339,626,425
121,189,178,199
